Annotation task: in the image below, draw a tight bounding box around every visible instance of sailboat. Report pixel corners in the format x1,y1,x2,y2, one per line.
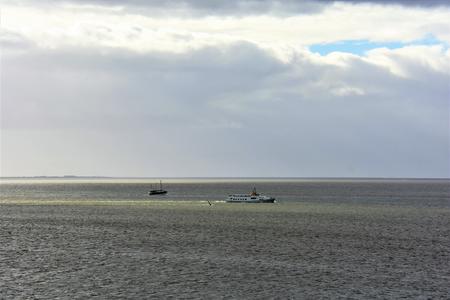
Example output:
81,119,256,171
149,180,167,195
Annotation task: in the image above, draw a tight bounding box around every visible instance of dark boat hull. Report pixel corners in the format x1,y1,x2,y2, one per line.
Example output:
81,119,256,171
149,190,167,195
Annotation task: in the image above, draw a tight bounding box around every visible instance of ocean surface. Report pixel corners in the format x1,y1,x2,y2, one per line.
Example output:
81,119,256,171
1,178,449,298
1,177,449,206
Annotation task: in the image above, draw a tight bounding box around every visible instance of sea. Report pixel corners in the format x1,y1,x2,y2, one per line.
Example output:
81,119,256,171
1,178,449,298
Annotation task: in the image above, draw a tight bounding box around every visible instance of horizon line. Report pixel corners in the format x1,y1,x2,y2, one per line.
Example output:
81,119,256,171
1,176,449,180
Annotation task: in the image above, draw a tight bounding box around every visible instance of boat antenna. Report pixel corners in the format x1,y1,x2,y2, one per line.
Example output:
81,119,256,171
252,187,257,196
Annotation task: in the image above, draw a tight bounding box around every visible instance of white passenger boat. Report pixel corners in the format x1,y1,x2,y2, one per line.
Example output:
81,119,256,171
226,188,275,203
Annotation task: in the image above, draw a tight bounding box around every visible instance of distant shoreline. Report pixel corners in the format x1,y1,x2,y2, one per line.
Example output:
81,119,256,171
1,176,449,181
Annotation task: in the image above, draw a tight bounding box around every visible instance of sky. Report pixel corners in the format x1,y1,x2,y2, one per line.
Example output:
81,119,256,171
1,0,449,178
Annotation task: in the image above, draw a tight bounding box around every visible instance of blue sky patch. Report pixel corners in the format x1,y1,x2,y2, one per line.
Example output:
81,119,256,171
309,34,445,56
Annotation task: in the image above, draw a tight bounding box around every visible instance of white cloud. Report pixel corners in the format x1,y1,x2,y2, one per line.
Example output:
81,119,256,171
1,2,449,55
365,45,450,78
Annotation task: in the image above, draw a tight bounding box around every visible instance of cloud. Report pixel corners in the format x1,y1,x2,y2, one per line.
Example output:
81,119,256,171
0,0,326,16
0,30,35,51
3,0,449,16
2,42,449,177
2,2,449,55
333,0,450,7
1,0,448,177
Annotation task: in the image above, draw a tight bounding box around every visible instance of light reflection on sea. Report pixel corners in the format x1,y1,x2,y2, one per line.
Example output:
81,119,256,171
1,178,449,208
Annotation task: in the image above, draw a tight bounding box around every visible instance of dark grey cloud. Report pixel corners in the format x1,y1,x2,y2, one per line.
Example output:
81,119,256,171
4,0,449,17
2,42,449,177
3,0,325,15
